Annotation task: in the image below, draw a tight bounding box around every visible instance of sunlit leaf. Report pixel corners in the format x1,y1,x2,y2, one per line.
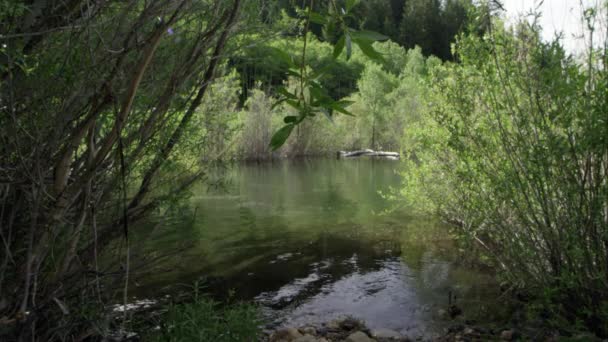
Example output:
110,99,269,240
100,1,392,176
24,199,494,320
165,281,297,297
286,69,301,78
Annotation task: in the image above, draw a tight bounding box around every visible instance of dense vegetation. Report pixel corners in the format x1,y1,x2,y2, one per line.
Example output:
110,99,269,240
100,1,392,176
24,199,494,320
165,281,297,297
1,0,606,340
399,13,608,335
269,0,473,60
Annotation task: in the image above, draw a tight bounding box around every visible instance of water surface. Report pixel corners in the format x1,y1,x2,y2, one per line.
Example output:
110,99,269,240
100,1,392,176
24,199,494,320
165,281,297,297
131,158,500,338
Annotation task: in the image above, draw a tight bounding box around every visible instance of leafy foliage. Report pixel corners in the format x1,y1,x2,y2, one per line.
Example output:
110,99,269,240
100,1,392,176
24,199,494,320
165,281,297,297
268,0,388,151
399,8,608,336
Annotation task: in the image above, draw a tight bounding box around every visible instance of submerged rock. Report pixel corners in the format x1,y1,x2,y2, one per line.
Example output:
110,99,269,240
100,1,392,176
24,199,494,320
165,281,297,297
270,327,303,342
299,327,316,335
371,328,404,340
500,329,514,340
346,331,376,342
340,317,365,331
326,319,341,330
293,334,317,342
267,318,603,342
437,308,448,319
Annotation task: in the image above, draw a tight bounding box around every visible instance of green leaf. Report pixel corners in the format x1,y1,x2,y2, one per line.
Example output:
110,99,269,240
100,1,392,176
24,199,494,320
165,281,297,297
308,11,327,25
351,30,388,42
345,0,360,12
333,35,345,59
276,86,298,100
345,31,352,60
271,98,287,110
329,102,354,116
354,39,384,61
283,116,298,124
268,47,296,68
285,99,303,111
309,83,332,104
336,100,355,107
269,124,295,151
286,68,301,78
322,109,335,124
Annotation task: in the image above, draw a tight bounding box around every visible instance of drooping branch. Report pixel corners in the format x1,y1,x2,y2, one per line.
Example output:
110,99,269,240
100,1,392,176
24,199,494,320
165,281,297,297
128,0,242,211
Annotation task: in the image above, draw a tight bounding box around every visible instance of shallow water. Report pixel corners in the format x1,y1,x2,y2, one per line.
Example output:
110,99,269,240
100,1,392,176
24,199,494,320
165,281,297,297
129,158,501,338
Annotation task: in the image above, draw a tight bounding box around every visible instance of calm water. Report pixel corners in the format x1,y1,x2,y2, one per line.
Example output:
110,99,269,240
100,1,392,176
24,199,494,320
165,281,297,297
130,158,500,338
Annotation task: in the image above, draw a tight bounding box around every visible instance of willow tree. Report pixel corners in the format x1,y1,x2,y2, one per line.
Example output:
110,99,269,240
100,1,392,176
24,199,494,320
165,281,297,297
0,0,249,339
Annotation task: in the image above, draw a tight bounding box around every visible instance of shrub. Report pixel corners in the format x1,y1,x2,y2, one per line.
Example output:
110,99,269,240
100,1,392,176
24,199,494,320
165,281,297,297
401,9,608,336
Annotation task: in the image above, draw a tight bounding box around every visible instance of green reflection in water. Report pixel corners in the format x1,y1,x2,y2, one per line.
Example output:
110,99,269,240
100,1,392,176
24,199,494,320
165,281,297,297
128,158,503,336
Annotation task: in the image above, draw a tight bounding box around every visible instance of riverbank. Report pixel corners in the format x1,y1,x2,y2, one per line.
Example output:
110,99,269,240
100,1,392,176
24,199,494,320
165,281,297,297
104,282,606,341
264,316,605,342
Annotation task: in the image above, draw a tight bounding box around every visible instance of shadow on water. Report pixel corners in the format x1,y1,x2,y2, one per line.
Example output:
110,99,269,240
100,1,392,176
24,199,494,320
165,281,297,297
127,158,503,338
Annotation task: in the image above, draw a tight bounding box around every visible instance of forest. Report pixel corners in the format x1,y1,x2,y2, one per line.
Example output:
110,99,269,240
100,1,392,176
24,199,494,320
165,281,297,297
1,0,607,341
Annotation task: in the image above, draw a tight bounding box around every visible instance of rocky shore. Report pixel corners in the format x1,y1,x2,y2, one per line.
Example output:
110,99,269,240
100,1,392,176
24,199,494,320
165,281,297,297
266,317,408,342
264,316,605,342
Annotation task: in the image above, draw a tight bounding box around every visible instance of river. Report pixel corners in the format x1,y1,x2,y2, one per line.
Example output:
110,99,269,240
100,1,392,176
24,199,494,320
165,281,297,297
127,158,502,339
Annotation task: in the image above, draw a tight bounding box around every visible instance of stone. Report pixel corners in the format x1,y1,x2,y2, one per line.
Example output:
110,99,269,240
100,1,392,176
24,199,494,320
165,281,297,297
299,327,317,335
346,331,376,342
448,324,465,333
293,334,317,342
475,327,489,335
437,309,449,320
573,333,600,341
500,329,514,341
326,332,345,341
448,305,463,318
270,327,303,342
371,328,402,340
341,317,362,331
316,327,330,336
327,319,341,330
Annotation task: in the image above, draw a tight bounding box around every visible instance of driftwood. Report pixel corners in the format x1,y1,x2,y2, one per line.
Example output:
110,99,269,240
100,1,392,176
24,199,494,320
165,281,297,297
337,149,399,159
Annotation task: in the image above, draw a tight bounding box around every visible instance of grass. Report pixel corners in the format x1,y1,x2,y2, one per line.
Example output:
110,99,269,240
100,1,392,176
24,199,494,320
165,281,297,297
147,294,261,342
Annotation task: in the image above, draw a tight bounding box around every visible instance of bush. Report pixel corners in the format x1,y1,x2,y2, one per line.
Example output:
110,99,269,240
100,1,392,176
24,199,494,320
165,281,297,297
401,11,608,336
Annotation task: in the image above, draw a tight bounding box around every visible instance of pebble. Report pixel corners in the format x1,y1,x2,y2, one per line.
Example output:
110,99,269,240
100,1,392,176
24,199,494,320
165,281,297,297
293,334,317,342
326,319,341,330
346,331,376,342
500,329,514,340
299,327,316,335
371,328,403,340
270,327,303,342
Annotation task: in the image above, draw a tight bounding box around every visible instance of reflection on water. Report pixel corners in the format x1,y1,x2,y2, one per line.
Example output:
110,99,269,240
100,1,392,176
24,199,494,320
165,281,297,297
130,158,500,338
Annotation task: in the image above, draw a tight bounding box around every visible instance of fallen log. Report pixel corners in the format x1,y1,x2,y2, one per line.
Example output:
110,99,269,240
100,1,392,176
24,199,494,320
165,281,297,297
337,150,399,159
